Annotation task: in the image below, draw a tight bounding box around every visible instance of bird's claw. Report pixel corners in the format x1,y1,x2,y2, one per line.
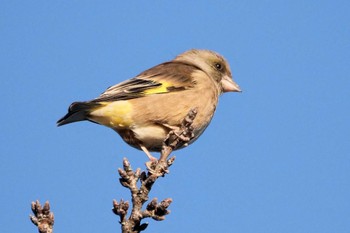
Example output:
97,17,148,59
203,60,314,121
145,157,175,177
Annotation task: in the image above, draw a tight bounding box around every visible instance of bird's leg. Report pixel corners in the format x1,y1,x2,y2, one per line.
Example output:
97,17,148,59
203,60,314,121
139,144,158,162
146,108,197,175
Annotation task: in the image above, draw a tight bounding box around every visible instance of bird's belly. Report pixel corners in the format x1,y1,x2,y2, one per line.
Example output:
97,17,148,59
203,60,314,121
132,125,168,151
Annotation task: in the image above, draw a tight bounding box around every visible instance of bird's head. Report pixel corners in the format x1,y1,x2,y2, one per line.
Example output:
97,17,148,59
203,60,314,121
175,49,241,93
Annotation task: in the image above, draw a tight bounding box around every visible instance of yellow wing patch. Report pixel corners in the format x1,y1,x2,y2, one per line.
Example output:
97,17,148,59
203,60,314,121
143,81,171,95
89,101,133,128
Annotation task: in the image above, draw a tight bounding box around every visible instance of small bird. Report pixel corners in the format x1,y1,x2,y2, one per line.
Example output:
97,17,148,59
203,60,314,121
57,49,241,160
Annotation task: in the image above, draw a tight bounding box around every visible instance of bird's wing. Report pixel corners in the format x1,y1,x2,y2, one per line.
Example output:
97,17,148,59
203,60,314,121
92,61,198,102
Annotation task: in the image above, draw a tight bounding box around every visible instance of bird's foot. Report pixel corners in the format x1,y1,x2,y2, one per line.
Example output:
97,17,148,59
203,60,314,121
140,144,158,162
145,108,197,175
145,156,175,177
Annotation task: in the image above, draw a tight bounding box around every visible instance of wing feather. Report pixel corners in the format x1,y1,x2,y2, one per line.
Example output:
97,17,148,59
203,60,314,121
92,61,198,102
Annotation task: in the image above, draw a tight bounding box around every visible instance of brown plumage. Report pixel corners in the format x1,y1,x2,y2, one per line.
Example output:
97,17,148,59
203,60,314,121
57,49,241,159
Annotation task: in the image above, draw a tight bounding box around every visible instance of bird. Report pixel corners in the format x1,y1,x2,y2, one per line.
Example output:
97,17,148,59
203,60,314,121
57,49,241,160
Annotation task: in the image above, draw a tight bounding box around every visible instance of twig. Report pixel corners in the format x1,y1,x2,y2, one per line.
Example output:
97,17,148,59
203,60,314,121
113,108,197,233
30,200,54,233
29,109,197,233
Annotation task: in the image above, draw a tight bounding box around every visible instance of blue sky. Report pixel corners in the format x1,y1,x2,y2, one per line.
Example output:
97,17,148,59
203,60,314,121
1,1,349,232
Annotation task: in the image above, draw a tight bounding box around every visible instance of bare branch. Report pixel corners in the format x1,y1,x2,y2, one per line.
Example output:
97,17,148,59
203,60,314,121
113,108,197,233
29,109,197,233
30,200,54,233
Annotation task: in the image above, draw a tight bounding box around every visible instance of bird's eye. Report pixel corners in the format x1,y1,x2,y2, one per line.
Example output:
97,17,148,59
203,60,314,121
215,63,222,70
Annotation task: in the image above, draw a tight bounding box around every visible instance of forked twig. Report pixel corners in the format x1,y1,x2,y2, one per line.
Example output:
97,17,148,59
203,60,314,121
113,108,197,233
29,109,197,233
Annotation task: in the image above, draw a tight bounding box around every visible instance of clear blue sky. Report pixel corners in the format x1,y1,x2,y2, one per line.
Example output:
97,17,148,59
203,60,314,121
1,1,349,232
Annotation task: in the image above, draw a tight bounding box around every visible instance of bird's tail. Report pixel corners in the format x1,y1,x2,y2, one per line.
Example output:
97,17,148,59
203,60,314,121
57,101,101,126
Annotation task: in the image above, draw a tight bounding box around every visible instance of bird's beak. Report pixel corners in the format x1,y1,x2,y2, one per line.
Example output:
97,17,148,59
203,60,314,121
221,75,241,92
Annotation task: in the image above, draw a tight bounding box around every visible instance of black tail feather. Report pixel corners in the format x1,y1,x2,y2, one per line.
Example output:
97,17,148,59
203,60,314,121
57,101,100,126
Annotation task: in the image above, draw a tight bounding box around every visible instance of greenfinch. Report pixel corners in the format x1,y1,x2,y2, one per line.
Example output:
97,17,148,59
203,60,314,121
57,49,241,159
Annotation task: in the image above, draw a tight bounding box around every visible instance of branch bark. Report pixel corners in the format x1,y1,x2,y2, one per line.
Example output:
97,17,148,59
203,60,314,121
30,200,54,233
29,108,197,233
113,108,197,233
